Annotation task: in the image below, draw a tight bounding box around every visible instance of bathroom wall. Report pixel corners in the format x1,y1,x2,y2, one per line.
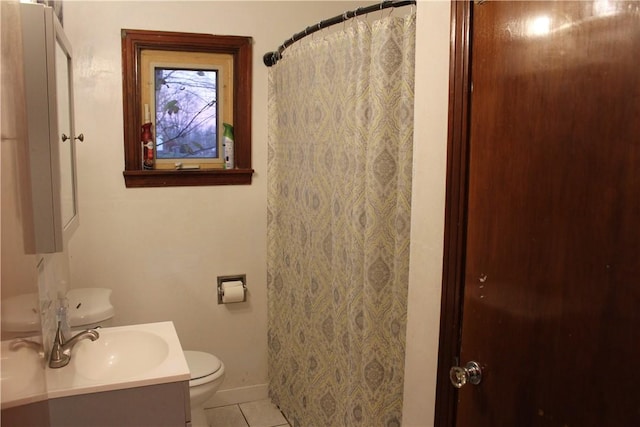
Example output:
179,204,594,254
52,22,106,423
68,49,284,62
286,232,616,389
402,1,450,424
61,0,450,421
62,0,369,406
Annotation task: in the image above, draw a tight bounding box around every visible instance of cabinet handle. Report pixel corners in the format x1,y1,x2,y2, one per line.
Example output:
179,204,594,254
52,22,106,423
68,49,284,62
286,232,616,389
61,133,84,142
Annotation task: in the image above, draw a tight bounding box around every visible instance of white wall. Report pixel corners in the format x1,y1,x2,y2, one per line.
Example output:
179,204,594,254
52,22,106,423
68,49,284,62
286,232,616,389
62,0,451,418
63,0,370,405
403,1,450,425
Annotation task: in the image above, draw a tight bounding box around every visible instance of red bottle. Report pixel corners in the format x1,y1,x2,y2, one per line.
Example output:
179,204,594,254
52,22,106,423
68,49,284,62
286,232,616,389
141,122,154,169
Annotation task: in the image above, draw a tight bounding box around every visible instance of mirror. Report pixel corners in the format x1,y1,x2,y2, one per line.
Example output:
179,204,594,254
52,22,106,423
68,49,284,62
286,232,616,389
19,2,78,253
56,41,74,228
55,17,79,238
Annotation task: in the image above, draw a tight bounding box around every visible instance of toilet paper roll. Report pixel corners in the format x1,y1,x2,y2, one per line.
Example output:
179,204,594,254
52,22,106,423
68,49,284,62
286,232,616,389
222,285,245,303
222,280,243,289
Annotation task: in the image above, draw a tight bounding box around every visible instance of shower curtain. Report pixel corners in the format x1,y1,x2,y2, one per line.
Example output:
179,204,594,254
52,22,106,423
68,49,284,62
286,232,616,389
267,10,415,427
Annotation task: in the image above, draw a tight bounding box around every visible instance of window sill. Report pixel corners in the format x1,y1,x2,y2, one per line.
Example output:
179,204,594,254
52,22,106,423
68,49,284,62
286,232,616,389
123,168,254,188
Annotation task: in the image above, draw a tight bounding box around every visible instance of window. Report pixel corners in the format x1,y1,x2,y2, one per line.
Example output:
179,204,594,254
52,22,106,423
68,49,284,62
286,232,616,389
141,50,233,170
121,29,253,187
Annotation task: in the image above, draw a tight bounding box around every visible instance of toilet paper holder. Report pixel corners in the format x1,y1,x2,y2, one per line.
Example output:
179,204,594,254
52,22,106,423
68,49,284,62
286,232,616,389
217,274,247,304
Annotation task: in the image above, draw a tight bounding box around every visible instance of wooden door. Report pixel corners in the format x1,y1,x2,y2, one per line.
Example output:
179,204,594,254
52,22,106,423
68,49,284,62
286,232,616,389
437,1,640,426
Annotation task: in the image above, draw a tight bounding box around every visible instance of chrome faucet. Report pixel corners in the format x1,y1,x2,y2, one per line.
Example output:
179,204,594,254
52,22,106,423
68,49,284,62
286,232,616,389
49,321,100,368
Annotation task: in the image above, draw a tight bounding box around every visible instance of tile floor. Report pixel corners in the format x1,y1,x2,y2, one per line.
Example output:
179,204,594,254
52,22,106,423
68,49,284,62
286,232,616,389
205,399,290,427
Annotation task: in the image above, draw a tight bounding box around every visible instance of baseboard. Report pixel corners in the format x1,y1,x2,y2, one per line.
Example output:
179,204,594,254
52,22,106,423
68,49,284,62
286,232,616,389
204,383,269,408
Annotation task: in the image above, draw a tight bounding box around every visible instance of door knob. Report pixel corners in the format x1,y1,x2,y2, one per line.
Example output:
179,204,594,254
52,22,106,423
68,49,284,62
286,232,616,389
449,361,482,388
61,133,84,142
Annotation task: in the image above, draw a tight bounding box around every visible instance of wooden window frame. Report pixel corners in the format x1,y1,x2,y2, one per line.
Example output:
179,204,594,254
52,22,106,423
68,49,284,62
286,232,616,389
121,29,253,187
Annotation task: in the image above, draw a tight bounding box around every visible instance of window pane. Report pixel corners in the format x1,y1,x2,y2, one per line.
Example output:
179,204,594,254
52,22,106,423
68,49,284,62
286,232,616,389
154,68,218,159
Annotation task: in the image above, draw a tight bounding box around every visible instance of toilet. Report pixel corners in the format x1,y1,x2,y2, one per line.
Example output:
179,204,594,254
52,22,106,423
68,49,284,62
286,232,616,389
0,293,40,339
67,288,115,330
183,350,225,427
1,288,114,339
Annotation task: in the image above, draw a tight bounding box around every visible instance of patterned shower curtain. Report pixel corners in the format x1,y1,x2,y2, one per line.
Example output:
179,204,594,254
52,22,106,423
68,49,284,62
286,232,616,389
267,11,415,427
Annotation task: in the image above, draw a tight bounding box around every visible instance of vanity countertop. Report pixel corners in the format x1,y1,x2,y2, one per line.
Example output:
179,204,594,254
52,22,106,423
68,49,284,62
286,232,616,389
0,337,47,410
1,321,190,408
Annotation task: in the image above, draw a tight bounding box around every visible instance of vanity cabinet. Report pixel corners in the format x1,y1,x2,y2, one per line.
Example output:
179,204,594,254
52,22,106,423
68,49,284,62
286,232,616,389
47,381,191,427
21,3,79,253
1,381,191,427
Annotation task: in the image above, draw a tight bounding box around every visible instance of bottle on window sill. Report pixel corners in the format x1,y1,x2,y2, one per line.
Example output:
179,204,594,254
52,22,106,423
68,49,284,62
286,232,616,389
141,122,154,170
223,123,234,169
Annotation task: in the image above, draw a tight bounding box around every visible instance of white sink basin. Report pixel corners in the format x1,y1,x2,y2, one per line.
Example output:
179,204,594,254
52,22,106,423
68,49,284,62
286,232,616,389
1,346,42,392
1,339,47,409
74,329,170,381
44,321,189,400
2,322,189,407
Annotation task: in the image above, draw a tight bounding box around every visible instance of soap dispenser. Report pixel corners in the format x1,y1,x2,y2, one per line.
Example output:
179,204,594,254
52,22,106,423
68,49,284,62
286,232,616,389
56,296,71,340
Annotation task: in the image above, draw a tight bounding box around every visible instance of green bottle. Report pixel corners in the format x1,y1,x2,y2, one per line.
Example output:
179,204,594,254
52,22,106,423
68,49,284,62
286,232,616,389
222,123,234,169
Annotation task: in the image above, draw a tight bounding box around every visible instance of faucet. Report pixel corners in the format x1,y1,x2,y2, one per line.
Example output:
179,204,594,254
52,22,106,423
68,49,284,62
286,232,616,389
49,321,100,368
10,338,45,358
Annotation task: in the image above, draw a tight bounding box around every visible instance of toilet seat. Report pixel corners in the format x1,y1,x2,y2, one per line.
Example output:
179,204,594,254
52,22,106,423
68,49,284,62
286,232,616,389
67,288,114,328
184,351,223,387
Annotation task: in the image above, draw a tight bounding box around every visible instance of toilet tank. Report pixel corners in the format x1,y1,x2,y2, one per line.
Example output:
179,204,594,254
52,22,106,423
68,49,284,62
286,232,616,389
1,288,114,338
0,293,40,339
66,288,115,329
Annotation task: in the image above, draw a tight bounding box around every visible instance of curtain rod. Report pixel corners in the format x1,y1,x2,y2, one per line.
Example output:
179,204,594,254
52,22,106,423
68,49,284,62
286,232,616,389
263,0,417,67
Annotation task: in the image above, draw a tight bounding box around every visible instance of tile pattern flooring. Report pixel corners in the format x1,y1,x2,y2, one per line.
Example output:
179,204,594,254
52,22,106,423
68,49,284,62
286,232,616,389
206,399,290,427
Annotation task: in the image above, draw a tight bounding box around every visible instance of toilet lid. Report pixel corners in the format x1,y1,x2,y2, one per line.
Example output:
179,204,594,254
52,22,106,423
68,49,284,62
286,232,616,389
1,293,40,333
67,288,115,327
184,350,222,380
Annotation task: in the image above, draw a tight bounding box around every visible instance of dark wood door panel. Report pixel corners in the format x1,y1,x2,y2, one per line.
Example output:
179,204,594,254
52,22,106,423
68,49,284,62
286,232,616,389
453,2,640,426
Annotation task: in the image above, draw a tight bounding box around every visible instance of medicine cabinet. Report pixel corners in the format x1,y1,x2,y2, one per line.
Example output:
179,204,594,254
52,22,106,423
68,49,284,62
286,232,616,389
21,2,79,253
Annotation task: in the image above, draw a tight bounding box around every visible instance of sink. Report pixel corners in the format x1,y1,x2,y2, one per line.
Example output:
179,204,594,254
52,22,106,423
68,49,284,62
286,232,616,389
2,323,190,426
2,322,188,407
1,339,47,409
73,329,170,381
1,346,42,393
43,321,190,400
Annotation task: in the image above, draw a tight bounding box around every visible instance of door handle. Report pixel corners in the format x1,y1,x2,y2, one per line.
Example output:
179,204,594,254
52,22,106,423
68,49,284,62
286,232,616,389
61,133,84,142
449,361,482,388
